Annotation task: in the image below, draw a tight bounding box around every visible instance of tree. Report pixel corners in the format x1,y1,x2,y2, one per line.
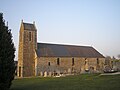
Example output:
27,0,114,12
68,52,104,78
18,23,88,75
117,54,120,59
112,56,116,60
0,13,15,90
105,56,111,65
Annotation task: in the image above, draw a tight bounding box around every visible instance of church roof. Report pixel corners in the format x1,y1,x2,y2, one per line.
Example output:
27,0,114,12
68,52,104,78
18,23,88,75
36,43,104,58
23,23,36,30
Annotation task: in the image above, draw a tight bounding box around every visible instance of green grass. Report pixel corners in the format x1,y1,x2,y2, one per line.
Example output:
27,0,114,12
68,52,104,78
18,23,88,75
10,74,120,90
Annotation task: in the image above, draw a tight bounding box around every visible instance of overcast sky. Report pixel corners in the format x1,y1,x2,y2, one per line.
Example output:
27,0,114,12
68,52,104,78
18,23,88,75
1,0,120,60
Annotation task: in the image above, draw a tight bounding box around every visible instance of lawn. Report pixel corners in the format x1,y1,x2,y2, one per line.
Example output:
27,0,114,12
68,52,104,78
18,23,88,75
10,74,120,90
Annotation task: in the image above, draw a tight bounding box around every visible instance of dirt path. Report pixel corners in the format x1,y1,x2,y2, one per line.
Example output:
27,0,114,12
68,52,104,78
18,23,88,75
100,72,120,75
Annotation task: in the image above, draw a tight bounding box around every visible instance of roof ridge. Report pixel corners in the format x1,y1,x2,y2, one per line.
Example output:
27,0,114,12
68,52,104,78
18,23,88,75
23,22,34,25
37,42,92,48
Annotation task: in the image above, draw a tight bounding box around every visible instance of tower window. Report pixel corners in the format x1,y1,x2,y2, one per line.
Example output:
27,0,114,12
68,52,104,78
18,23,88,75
48,62,50,66
35,32,37,43
29,32,31,41
24,32,26,42
20,31,23,41
57,58,60,65
19,67,21,77
72,58,74,66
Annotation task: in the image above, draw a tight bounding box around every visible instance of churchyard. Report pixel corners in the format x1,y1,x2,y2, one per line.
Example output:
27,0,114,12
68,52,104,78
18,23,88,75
10,74,120,90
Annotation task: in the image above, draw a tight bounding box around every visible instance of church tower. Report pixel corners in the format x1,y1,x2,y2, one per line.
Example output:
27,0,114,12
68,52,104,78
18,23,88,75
18,20,37,77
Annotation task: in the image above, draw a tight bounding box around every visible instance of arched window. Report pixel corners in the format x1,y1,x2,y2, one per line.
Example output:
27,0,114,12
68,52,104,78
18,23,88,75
57,58,60,65
24,31,26,42
20,31,23,41
19,67,21,77
97,58,99,64
29,32,31,41
72,58,74,66
85,58,87,65
35,32,37,43
48,62,50,66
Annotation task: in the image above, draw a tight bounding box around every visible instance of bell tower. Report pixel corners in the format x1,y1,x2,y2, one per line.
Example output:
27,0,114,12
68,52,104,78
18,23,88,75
18,20,37,77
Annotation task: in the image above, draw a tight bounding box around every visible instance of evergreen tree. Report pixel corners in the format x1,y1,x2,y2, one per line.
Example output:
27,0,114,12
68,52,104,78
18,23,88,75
0,13,15,90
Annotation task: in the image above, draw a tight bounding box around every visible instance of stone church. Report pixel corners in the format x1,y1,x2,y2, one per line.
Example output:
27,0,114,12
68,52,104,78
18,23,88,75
17,21,105,77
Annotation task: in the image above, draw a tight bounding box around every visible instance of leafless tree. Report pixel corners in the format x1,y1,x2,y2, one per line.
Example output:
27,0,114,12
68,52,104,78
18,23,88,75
105,56,111,65
117,54,120,59
112,56,116,60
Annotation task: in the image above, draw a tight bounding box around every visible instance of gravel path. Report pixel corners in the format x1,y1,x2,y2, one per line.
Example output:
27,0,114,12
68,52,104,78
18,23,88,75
100,72,120,75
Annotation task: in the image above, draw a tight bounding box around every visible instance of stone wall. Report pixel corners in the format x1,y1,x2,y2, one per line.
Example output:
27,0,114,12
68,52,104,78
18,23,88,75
36,57,105,76
22,30,36,77
17,23,24,77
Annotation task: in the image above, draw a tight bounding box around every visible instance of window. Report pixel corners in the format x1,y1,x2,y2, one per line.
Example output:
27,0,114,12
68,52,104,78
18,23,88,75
19,67,21,77
85,58,87,65
72,58,74,66
97,58,99,64
29,32,31,41
48,62,50,66
35,32,37,43
57,58,60,65
24,32,26,42
20,31,23,41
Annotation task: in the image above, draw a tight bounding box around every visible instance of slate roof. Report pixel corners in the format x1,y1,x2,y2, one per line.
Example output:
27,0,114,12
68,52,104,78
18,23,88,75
37,43,104,58
23,23,36,30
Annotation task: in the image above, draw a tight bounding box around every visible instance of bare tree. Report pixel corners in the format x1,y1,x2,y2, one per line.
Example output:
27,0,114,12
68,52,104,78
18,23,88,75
112,56,116,60
117,54,120,59
105,56,111,65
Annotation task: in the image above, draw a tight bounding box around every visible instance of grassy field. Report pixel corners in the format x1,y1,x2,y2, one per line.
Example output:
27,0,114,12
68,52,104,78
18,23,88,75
10,74,120,90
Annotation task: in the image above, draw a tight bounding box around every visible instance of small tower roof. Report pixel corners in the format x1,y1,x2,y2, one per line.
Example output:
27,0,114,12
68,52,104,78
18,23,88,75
23,22,36,30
